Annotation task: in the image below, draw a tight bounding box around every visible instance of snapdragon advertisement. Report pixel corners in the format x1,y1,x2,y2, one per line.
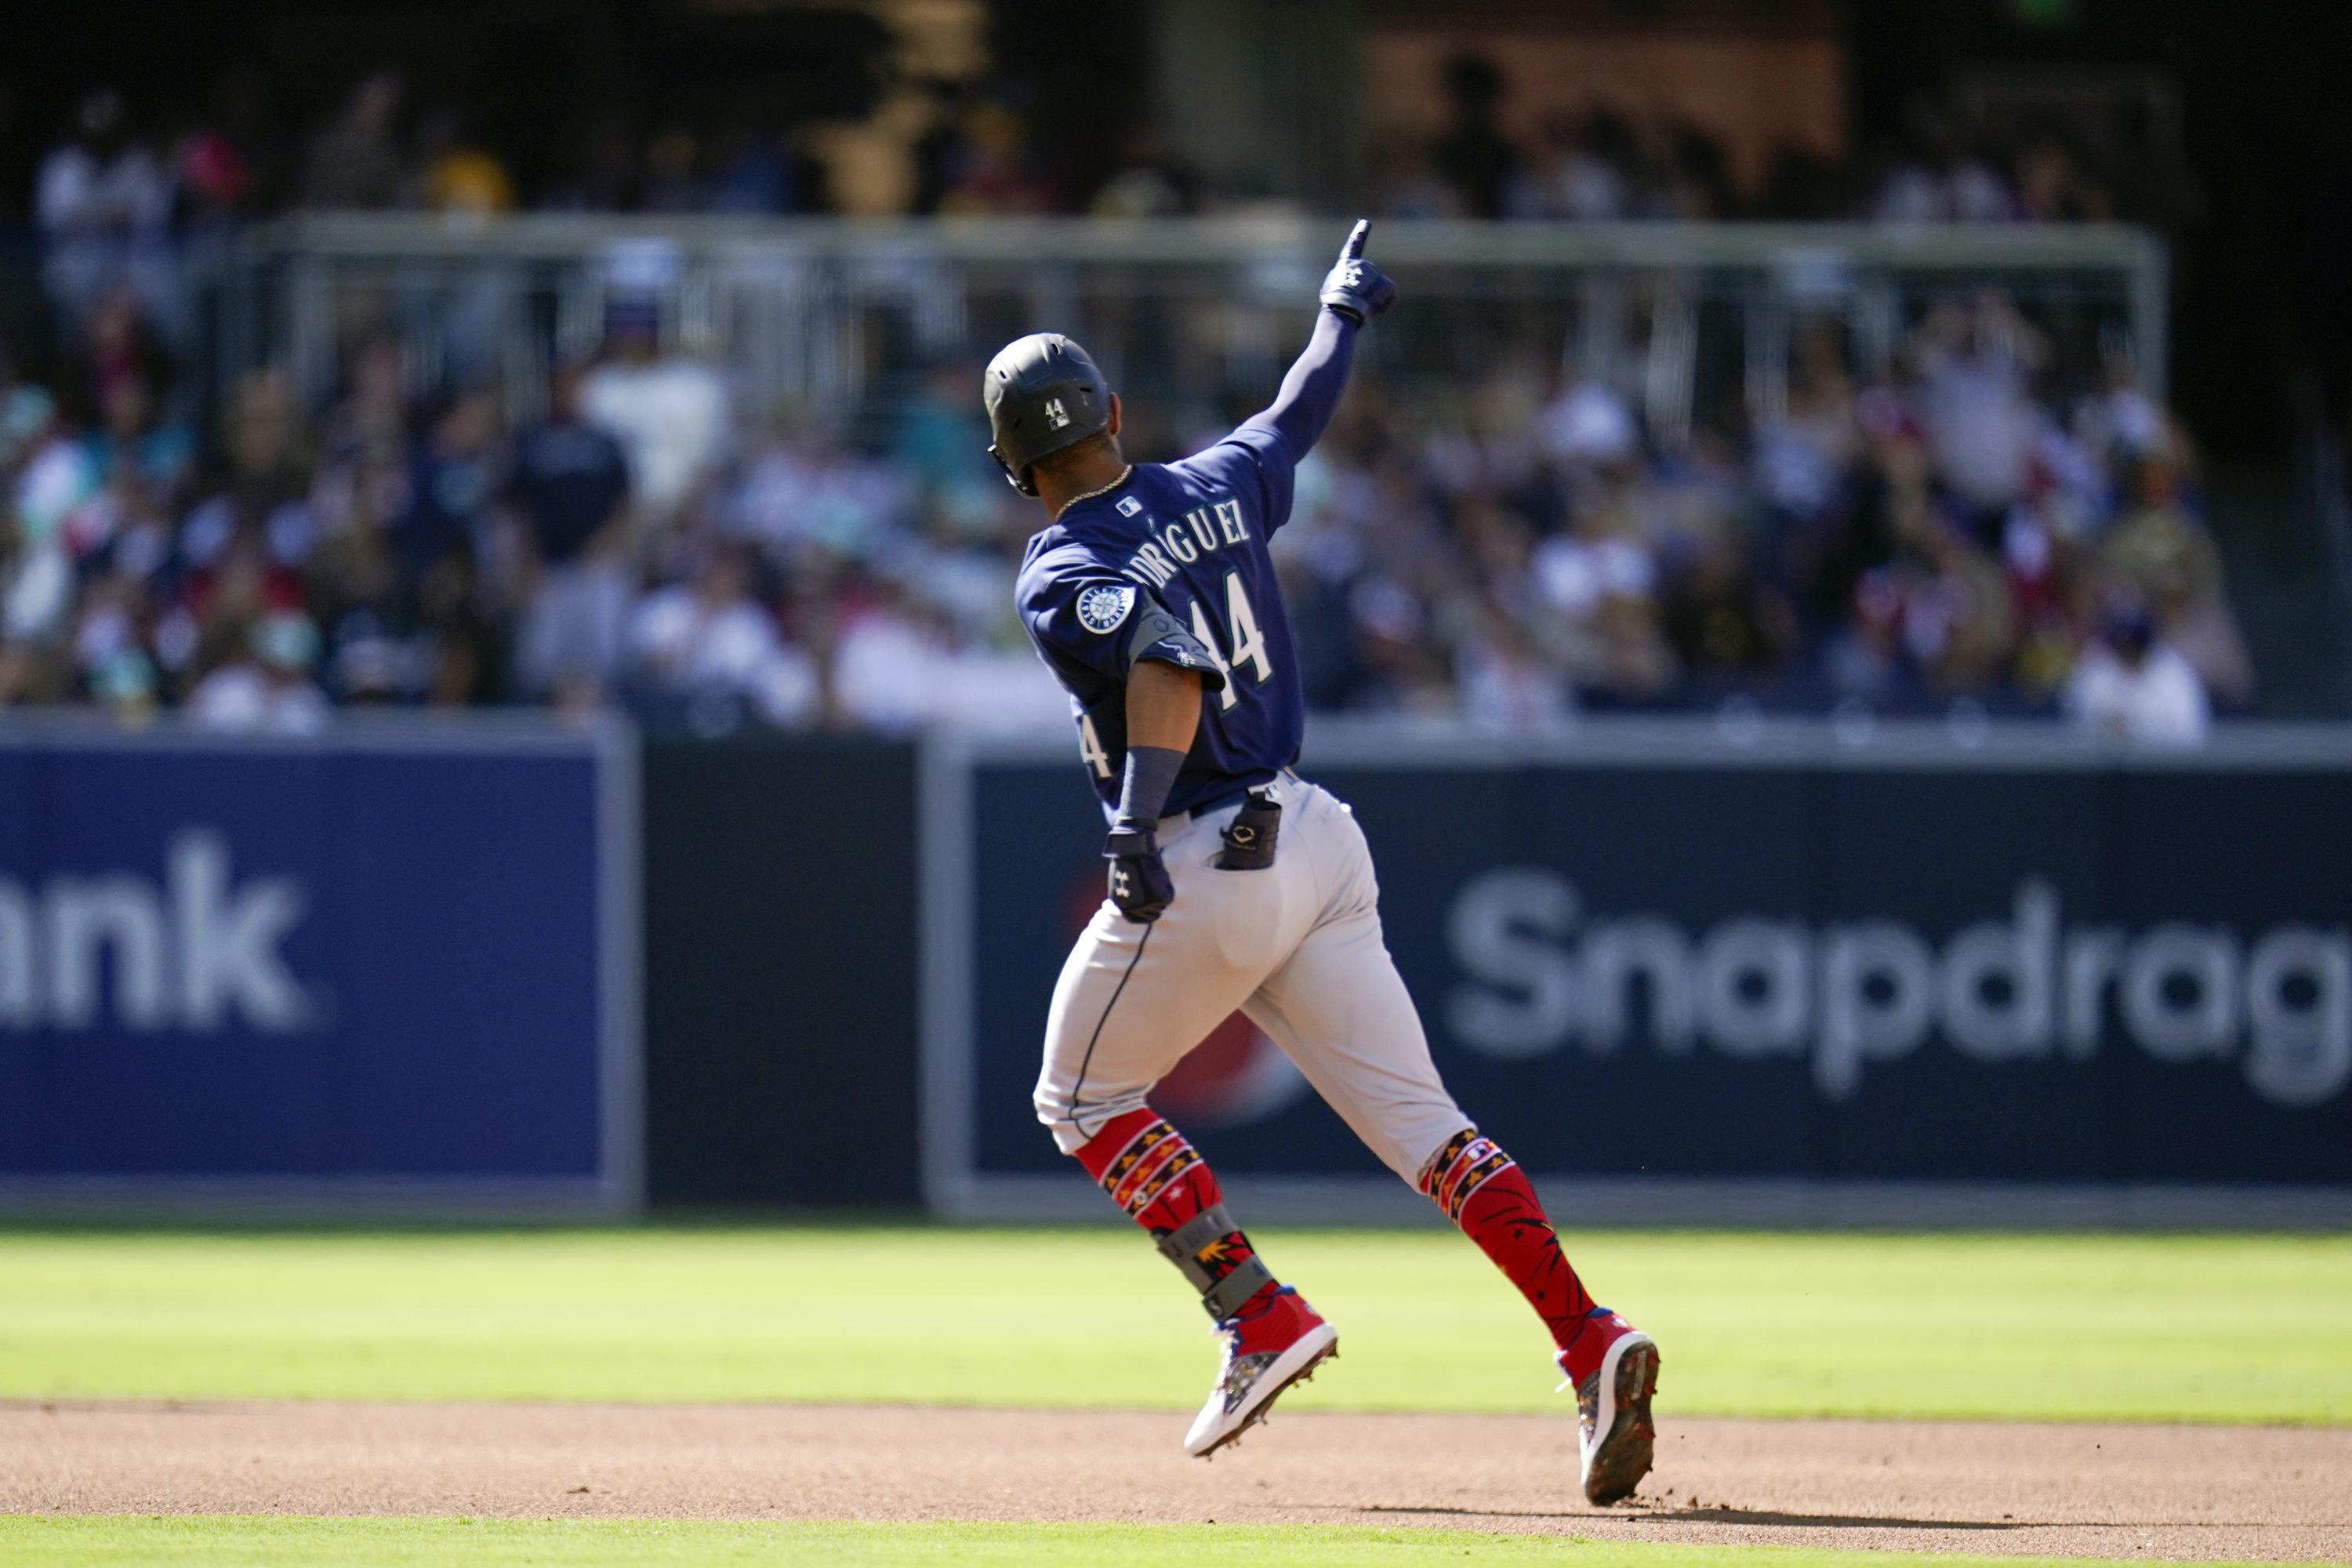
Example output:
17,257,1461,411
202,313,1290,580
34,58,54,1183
939,739,2352,1214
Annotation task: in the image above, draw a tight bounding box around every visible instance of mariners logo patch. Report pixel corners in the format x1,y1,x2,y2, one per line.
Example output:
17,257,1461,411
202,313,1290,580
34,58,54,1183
1076,583,1137,635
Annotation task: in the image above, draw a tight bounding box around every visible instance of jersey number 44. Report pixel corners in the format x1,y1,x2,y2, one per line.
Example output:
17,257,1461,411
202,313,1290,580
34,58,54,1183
1079,572,1275,779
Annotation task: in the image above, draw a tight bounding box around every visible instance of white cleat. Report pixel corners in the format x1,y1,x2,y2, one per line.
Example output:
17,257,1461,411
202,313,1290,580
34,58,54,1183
1559,1308,1660,1506
1183,1290,1338,1458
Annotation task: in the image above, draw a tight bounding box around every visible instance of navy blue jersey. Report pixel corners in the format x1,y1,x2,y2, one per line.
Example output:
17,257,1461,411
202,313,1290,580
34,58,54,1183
1018,423,1301,818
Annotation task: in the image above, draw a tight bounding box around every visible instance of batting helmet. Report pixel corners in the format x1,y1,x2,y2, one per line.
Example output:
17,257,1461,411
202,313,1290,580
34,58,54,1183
982,332,1112,496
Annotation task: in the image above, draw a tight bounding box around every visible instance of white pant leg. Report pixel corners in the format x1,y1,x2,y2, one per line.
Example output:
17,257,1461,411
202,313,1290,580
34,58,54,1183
1035,782,1320,1152
1242,784,1469,1182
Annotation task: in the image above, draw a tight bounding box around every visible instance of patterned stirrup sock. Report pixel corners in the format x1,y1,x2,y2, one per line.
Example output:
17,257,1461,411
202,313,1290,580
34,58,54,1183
1076,1109,1277,1320
1418,1127,1596,1356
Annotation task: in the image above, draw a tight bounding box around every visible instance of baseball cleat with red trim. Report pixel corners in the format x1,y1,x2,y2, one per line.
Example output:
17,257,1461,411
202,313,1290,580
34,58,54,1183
1559,1308,1659,1505
1184,1286,1338,1457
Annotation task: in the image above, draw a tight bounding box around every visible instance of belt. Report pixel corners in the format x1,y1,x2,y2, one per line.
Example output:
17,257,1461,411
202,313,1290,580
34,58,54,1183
1154,771,1292,838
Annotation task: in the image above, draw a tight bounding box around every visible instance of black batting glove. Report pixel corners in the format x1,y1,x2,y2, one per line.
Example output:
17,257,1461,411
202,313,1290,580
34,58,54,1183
1104,822,1176,923
1319,219,1398,325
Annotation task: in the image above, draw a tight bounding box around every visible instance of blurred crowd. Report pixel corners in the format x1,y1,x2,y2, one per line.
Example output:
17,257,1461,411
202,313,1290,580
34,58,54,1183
1,55,2245,742
29,59,2176,255
1280,292,2245,744
0,272,2247,743
1383,56,2191,227
29,72,1187,244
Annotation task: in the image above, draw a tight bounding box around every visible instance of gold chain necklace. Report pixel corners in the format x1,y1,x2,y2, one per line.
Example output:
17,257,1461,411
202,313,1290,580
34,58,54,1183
1053,466,1134,519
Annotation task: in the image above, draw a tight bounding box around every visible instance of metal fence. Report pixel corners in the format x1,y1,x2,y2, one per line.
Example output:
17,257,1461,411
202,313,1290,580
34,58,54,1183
216,215,2168,441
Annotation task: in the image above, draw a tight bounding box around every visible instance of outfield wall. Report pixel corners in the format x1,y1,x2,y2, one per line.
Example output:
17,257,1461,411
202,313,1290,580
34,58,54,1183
0,717,639,1213
3,717,2347,1221
924,721,2352,1225
642,734,920,1207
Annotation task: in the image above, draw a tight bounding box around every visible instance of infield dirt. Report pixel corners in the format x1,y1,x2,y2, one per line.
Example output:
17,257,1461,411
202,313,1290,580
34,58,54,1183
5,1401,2347,1562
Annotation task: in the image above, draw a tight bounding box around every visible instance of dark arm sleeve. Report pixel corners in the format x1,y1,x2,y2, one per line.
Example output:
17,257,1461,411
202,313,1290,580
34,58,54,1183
1240,307,1359,461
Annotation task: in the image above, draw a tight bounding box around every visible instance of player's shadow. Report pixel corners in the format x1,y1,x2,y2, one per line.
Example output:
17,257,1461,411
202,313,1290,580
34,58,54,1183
1657,1508,2028,1531
1341,1504,2031,1530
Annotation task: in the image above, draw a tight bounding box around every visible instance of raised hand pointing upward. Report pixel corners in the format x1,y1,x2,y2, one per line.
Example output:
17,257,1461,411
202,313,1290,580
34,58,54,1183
1319,217,1398,324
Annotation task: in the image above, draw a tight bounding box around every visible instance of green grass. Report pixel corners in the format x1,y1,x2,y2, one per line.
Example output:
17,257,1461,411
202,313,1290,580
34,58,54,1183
0,1518,2314,1568
0,1226,2347,1424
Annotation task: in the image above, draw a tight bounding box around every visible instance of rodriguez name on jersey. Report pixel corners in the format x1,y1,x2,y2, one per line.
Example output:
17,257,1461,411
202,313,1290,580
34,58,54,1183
1112,499,1253,591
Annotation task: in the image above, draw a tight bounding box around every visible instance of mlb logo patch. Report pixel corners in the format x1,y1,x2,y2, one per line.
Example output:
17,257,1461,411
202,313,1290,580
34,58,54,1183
1045,397,1070,430
1116,496,1144,517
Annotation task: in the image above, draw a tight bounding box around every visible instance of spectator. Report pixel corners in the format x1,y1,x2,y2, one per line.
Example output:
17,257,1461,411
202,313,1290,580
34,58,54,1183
628,542,817,726
1661,532,1795,687
2063,593,2210,746
1752,324,1861,525
36,90,174,329
1459,608,1570,728
1530,503,1675,706
1377,136,1465,220
832,578,952,729
706,115,799,216
1539,375,1639,472
1636,119,1737,220
84,372,194,516
1899,517,2020,696
510,362,633,706
936,101,1054,216
397,390,498,583
418,107,515,217
1088,124,1197,219
1509,111,1632,222
199,368,313,545
581,294,730,526
729,414,909,567
543,114,641,212
38,88,164,215
2101,454,2256,708
1431,55,1519,220
172,111,256,230
414,546,500,707
639,128,706,213
302,73,409,210
2016,136,2106,223
1911,293,2049,527
187,611,330,733
1868,103,2020,224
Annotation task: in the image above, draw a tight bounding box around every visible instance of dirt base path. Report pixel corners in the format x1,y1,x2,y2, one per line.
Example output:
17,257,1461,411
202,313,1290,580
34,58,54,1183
5,1402,2346,1561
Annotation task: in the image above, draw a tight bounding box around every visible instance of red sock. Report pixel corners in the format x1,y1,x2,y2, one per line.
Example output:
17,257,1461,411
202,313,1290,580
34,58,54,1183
1420,1127,1598,1358
1074,1109,1278,1318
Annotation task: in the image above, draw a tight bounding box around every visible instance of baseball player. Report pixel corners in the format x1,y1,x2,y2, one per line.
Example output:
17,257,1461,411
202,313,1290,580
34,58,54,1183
985,222,1658,1504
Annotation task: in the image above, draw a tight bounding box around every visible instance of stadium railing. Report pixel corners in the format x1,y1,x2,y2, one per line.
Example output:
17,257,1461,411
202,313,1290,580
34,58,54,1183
216,215,2169,434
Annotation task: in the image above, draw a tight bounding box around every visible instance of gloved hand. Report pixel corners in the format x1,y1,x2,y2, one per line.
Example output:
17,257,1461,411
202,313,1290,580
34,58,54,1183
1319,219,1398,325
1104,822,1176,923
